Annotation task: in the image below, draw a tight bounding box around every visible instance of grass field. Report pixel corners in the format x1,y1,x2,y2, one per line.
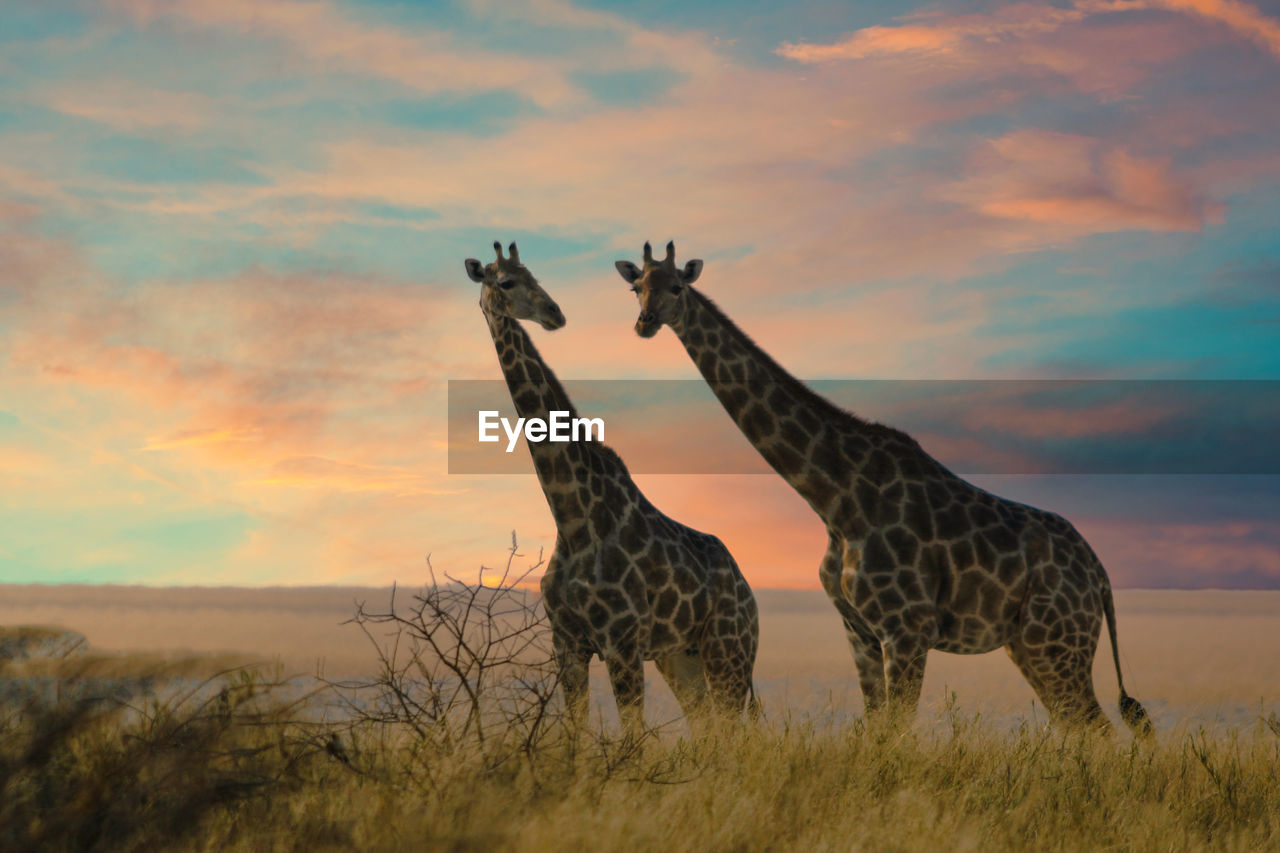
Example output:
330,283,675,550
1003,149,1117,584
2,583,1278,851
2,677,1277,852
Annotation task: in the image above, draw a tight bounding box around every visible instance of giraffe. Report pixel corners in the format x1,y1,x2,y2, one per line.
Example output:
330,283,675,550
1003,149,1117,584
616,241,1151,734
466,241,759,732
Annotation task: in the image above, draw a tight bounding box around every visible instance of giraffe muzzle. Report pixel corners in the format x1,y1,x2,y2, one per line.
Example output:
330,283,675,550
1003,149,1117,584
540,306,566,330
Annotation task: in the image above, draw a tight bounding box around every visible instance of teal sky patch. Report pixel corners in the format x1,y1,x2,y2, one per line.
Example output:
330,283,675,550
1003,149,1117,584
571,68,686,105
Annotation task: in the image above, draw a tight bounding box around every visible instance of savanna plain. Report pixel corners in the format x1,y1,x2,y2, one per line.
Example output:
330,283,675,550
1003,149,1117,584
2,565,1278,852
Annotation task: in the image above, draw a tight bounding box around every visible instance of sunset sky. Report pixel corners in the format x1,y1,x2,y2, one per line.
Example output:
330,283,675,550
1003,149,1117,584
2,0,1279,589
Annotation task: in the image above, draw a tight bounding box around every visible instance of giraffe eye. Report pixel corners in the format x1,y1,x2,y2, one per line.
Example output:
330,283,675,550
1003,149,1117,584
498,279,516,290
670,283,683,295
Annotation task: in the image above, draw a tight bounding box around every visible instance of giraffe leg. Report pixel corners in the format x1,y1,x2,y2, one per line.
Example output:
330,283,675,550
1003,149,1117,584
701,635,753,718
881,631,932,720
847,619,887,714
553,631,591,727
1008,589,1108,730
603,645,646,735
697,568,759,720
818,533,887,713
1007,639,1108,730
655,650,709,723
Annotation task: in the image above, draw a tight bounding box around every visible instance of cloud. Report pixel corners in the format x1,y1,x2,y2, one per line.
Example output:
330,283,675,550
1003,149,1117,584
0,205,483,582
246,455,462,497
775,0,1266,103
777,24,960,62
109,0,582,107
1103,0,1280,60
776,4,1086,63
39,80,215,133
142,427,266,452
29,0,1262,304
779,1,1280,68
945,130,1225,235
463,0,725,76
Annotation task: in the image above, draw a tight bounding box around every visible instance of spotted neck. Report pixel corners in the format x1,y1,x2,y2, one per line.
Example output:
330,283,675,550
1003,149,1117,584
482,307,598,544
670,287,882,524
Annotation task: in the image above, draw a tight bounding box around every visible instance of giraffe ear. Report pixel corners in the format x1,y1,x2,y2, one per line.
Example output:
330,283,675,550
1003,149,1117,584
464,258,486,282
680,259,703,284
615,260,642,284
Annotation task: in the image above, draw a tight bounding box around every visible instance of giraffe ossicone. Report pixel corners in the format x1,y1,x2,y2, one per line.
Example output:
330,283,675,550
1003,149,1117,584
465,241,760,732
618,241,1152,735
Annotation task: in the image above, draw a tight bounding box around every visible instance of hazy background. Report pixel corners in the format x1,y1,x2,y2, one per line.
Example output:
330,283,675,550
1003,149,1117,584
4,585,1275,729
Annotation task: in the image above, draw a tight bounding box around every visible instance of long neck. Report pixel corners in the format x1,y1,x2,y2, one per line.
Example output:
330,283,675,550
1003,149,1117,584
670,288,874,521
484,308,595,542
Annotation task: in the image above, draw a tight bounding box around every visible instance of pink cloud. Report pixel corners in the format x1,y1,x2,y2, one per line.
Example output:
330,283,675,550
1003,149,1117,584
1095,0,1280,59
63,0,1264,305
946,130,1225,235
776,1,1247,102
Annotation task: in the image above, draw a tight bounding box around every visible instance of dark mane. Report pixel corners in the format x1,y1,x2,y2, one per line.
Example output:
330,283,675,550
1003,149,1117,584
692,288,916,445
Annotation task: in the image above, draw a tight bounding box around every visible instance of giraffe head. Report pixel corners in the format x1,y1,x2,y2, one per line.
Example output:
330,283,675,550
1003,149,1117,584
465,241,566,330
615,241,703,338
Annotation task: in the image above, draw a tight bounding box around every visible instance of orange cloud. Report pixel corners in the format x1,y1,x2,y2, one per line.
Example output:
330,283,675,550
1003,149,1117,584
777,4,1095,63
779,0,1280,68
1091,0,1280,59
777,25,961,62
143,427,266,451
1,208,491,584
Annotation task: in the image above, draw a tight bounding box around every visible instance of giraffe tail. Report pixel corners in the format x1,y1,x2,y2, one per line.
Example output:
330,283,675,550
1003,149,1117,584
1102,579,1153,737
747,682,763,723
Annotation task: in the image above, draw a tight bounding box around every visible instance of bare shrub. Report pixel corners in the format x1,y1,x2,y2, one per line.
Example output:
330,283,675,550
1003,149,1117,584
328,534,565,788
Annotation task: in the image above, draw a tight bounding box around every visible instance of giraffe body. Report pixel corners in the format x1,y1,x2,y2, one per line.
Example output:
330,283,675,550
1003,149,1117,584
467,243,758,730
618,242,1150,733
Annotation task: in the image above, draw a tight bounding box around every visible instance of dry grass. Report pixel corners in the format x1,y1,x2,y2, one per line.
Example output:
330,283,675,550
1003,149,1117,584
2,681,1278,853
